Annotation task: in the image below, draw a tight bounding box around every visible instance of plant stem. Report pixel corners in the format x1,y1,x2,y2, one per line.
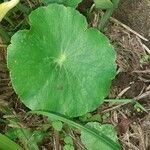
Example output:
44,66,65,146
99,0,120,31
53,129,60,150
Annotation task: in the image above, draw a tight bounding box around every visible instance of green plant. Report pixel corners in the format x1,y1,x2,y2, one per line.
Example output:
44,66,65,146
6,2,120,150
94,0,120,31
30,111,121,149
0,133,23,150
51,120,63,131
134,102,147,113
140,54,150,64
2,107,45,150
5,128,45,150
64,136,74,150
7,4,116,117
81,122,120,150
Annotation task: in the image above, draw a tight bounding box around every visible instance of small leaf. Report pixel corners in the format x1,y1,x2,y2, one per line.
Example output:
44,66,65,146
0,133,23,150
140,54,150,64
52,120,63,131
43,0,82,8
17,129,44,149
102,113,110,122
64,145,75,150
94,0,113,9
134,102,148,113
89,114,102,122
64,136,74,150
79,113,92,122
79,113,102,122
6,128,44,150
81,122,121,150
64,136,73,145
5,128,18,140
0,0,20,22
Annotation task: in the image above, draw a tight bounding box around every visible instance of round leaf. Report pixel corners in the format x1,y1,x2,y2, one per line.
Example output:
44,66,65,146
7,4,116,117
52,120,63,131
64,145,74,150
64,136,73,145
81,122,121,150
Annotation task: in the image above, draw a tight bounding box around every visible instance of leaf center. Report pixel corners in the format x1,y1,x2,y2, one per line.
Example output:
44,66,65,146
55,53,67,68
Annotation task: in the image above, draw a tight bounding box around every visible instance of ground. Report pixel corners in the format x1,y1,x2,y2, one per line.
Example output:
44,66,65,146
0,0,150,150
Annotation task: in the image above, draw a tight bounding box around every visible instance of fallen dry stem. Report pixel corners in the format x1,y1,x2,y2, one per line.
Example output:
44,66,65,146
110,17,148,42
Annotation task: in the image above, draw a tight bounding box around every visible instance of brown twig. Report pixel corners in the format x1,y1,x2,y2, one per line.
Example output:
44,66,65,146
53,129,61,150
134,90,150,100
117,86,131,98
109,17,148,42
133,70,150,73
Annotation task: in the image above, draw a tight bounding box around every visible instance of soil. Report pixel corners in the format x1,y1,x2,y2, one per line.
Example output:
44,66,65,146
114,0,150,48
0,0,150,150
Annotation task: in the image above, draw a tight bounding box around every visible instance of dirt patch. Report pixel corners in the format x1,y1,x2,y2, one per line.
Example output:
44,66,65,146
106,23,146,72
114,0,150,48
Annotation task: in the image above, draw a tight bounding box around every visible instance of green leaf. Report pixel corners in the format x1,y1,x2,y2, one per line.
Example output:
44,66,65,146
6,128,44,150
52,120,63,131
134,102,148,113
0,133,23,150
64,136,74,150
5,128,18,140
79,113,92,122
89,114,102,122
43,0,82,8
7,4,116,117
79,113,102,122
30,111,121,150
102,112,110,121
94,0,113,9
64,136,73,145
16,129,44,150
140,54,150,64
64,145,75,150
81,122,121,150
